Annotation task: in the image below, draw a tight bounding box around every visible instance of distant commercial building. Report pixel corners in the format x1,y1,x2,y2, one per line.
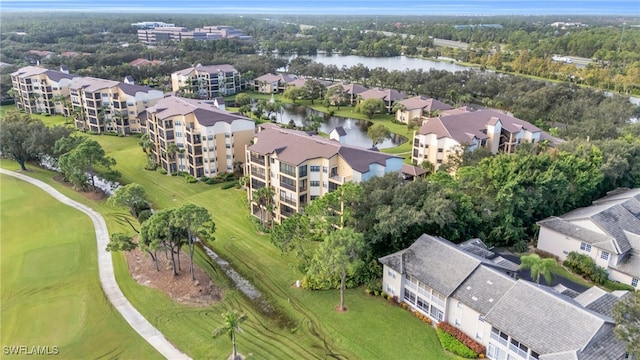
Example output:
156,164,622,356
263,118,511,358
145,95,255,177
171,64,242,99
131,21,175,29
137,25,251,45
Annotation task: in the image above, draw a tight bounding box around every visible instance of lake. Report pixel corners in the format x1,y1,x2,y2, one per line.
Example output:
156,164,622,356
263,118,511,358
280,54,472,73
270,102,407,149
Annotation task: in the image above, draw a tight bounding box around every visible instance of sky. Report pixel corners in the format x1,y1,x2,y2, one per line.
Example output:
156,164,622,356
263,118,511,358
1,0,639,15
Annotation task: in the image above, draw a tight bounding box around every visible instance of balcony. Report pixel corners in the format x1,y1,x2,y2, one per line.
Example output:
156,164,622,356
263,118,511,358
280,196,297,207
329,174,352,183
280,181,296,192
251,171,265,180
250,155,265,166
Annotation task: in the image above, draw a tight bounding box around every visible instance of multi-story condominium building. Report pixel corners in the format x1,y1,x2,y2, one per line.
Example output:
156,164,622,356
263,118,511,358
70,77,164,134
144,95,255,177
253,73,297,93
394,95,452,124
171,64,241,99
380,234,633,360
358,87,407,112
412,108,556,171
10,66,80,115
245,124,403,224
537,187,640,290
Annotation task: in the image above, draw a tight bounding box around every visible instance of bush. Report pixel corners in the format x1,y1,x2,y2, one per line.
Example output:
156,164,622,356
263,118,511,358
158,168,167,175
185,175,197,183
171,172,179,176
436,329,477,358
412,310,432,325
513,240,529,253
381,292,388,299
205,178,217,185
533,248,559,261
221,181,237,189
365,278,382,294
437,322,485,356
199,176,209,182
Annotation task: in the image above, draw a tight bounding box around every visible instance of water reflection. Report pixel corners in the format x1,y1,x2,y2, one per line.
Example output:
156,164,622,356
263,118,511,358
271,103,407,149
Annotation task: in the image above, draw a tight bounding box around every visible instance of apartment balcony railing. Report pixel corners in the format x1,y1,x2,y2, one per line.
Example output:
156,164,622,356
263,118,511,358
329,175,352,183
280,197,297,207
252,171,265,180
250,155,265,166
280,181,296,192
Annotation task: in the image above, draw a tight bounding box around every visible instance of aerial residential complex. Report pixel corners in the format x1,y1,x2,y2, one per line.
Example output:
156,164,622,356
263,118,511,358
380,234,633,360
412,108,559,171
171,64,242,99
537,188,640,290
144,95,255,177
245,124,403,224
394,95,453,123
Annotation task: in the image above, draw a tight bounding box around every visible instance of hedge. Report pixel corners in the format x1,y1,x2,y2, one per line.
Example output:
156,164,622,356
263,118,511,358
436,328,477,358
437,322,485,356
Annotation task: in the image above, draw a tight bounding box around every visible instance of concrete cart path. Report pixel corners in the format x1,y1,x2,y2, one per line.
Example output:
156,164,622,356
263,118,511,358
1,169,191,360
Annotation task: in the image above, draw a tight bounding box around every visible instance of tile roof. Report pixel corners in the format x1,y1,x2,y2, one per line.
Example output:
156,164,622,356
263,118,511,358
254,73,296,83
119,83,156,96
330,82,368,95
397,95,453,112
609,233,640,278
401,164,427,177
174,64,237,76
248,125,400,172
146,95,252,127
11,66,79,82
70,77,119,92
485,280,611,355
332,126,347,136
452,266,515,315
417,108,544,145
576,327,629,360
359,87,407,102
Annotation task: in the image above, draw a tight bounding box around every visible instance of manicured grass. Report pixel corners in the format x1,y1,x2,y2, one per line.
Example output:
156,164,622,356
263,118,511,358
1,131,460,359
1,104,70,127
0,174,161,359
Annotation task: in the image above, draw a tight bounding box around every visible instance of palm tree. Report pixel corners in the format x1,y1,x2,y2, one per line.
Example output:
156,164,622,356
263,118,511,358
212,310,248,360
519,254,555,285
254,186,275,228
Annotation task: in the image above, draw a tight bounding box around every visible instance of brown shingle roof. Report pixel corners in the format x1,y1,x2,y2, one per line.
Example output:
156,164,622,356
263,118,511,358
397,96,453,112
359,87,407,102
147,95,252,126
418,109,544,145
330,82,368,95
174,64,237,76
254,73,296,83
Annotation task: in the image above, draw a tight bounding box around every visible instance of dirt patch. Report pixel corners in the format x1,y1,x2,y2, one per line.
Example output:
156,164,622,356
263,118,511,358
51,174,107,201
125,244,222,307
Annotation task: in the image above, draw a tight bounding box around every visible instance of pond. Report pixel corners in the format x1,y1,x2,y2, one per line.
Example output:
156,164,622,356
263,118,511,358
268,102,407,149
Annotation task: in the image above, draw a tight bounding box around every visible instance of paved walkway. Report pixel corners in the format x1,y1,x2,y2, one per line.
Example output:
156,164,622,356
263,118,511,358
1,169,191,360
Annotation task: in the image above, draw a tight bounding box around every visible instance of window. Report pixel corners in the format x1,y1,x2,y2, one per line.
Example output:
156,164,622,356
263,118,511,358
387,269,396,278
386,284,394,294
416,297,429,313
457,302,463,309
298,165,307,177
279,162,296,177
175,121,182,126
632,278,638,287
310,165,320,172
404,289,416,304
601,251,609,260
429,306,444,322
455,318,461,326
322,166,328,173
437,148,443,153
323,182,328,188
310,181,320,187
580,242,592,252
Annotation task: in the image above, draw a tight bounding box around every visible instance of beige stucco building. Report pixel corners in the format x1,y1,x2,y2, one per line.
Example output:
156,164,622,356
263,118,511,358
171,64,241,99
145,95,255,177
10,66,80,116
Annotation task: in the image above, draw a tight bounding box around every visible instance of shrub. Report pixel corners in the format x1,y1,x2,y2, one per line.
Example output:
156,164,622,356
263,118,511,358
513,240,529,253
158,168,167,175
171,172,179,176
437,322,485,356
221,181,237,189
365,278,382,294
199,176,209,182
381,292,388,299
205,178,217,185
533,248,559,261
390,295,399,306
185,175,197,183
436,329,477,358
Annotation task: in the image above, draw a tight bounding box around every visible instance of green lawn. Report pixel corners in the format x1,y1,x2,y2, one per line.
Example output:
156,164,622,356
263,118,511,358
0,132,459,359
0,174,162,359
1,105,70,127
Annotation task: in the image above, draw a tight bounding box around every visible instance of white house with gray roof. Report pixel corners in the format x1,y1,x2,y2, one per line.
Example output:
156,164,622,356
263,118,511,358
379,234,632,360
537,188,640,290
